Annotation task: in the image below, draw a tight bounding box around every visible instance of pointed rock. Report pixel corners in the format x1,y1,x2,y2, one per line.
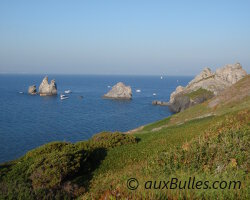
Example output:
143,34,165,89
39,76,57,96
28,85,37,95
103,82,132,99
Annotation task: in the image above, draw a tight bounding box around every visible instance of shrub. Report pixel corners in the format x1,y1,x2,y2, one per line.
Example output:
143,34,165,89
159,110,249,173
27,142,88,190
76,132,137,150
0,132,138,199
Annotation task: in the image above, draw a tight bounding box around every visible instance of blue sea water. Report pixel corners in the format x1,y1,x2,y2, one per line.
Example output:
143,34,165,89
0,74,192,163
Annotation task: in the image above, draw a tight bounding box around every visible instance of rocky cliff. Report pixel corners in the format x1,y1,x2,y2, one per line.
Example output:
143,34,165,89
169,63,247,112
39,76,57,96
103,82,132,99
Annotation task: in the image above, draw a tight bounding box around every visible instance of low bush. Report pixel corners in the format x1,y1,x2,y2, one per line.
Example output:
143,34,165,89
154,110,250,199
0,132,138,199
159,110,249,173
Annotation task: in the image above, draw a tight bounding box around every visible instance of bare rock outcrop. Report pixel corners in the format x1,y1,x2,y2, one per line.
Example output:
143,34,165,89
103,82,132,99
168,63,247,112
152,100,169,106
39,76,57,96
208,75,250,108
28,85,37,95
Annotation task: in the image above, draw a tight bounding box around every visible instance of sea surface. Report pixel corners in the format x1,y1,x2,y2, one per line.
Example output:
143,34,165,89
0,74,192,163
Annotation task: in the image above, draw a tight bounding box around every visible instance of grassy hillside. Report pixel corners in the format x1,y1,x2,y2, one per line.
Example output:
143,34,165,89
0,76,249,200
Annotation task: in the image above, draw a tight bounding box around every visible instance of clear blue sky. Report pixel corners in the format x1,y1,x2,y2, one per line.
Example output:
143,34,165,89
0,0,249,75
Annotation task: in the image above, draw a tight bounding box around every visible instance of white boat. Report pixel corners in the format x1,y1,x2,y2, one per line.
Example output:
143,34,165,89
64,90,71,94
60,94,69,100
19,91,24,94
107,85,111,88
136,89,141,93
160,76,163,79
153,93,156,96
61,96,69,100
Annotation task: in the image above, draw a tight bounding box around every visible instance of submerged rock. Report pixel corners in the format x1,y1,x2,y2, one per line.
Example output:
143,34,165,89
28,85,37,95
39,76,57,96
103,82,132,99
168,63,247,112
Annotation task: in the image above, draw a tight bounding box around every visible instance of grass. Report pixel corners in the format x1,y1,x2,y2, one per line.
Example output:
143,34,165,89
82,109,249,199
185,88,214,100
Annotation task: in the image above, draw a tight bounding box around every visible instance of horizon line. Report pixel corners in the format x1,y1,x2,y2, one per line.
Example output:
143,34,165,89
0,72,195,77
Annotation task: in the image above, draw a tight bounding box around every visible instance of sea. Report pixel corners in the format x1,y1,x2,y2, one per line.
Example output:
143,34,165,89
0,74,192,163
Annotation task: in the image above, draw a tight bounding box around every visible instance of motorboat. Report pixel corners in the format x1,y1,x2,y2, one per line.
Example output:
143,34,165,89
60,94,68,100
153,93,156,96
64,90,72,94
136,89,141,93
61,96,69,100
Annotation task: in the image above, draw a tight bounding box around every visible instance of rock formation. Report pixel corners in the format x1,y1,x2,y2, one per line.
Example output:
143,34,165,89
169,95,191,113
168,63,247,112
103,82,132,99
152,100,169,106
28,85,37,95
39,76,57,96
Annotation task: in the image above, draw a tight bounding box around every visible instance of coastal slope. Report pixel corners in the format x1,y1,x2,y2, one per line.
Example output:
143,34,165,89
0,76,249,200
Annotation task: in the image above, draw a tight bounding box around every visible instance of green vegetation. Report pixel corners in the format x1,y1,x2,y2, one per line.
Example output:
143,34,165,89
185,88,214,100
82,109,249,199
0,133,137,199
0,76,249,199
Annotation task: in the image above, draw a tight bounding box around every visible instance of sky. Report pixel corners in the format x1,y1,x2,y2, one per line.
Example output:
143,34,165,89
0,0,249,75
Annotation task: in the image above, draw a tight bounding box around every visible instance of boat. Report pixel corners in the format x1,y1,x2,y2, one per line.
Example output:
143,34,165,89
136,89,141,93
107,85,111,88
64,90,72,94
153,93,156,96
19,91,24,94
60,94,68,100
61,96,69,100
160,76,163,79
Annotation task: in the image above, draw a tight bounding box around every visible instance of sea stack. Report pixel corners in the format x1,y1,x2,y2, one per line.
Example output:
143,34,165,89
168,63,247,113
28,85,37,95
39,76,57,96
103,82,132,99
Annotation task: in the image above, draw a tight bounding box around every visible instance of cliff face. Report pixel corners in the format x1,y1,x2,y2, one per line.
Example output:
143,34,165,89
208,75,250,108
169,63,247,112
